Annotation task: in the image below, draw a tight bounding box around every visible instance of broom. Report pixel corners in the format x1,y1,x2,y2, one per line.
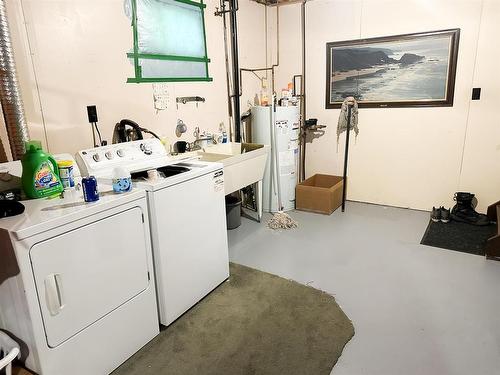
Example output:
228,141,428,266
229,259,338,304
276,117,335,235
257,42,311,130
267,95,298,230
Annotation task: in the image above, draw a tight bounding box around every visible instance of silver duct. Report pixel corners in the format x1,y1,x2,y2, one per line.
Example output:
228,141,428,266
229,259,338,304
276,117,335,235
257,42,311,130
0,0,29,160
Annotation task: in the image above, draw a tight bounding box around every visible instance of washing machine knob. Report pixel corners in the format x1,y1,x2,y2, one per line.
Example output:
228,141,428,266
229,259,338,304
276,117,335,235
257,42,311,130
92,153,100,162
117,149,125,157
105,151,114,160
142,143,152,155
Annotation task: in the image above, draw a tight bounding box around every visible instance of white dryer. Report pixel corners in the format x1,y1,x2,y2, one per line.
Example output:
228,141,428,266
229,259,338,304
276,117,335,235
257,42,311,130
0,159,159,374
76,139,230,327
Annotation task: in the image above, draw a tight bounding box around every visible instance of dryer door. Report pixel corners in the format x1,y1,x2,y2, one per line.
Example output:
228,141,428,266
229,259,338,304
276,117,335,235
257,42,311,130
30,206,151,348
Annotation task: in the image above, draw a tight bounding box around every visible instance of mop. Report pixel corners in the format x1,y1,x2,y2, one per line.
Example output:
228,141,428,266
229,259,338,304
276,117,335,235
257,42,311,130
336,96,359,151
267,211,298,230
267,95,298,230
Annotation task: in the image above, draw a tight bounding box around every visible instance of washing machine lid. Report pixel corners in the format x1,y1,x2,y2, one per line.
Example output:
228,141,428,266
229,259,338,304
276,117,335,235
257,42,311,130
132,160,222,191
0,188,146,240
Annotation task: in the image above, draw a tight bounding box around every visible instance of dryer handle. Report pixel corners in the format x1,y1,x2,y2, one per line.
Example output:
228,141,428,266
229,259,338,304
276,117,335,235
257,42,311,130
44,273,65,316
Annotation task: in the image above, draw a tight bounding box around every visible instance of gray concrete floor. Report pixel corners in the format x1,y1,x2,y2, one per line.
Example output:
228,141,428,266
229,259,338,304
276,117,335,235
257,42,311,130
228,202,500,375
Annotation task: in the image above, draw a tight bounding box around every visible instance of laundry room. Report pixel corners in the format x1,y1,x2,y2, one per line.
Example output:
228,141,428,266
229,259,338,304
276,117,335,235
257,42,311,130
0,0,499,374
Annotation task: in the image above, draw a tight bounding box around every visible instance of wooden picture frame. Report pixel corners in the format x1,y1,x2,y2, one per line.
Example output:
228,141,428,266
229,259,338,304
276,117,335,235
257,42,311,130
325,29,460,108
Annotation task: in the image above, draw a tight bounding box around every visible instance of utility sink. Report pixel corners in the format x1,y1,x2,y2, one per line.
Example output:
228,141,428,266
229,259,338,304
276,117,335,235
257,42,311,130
196,143,270,195
196,153,231,163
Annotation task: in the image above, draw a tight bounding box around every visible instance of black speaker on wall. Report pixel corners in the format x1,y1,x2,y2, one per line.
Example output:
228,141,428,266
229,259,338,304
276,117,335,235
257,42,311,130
472,88,481,101
87,105,98,123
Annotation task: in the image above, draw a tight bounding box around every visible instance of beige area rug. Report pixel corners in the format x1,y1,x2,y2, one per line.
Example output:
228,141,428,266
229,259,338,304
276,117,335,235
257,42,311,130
113,263,354,375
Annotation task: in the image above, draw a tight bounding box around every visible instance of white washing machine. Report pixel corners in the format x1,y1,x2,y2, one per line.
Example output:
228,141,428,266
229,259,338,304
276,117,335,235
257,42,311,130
0,158,159,374
76,139,229,327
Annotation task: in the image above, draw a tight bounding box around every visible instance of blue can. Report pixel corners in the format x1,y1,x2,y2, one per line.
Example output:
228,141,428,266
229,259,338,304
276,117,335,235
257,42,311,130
82,176,99,202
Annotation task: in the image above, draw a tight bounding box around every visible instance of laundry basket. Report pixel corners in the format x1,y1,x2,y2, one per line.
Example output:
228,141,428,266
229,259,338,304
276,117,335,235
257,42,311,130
0,332,20,375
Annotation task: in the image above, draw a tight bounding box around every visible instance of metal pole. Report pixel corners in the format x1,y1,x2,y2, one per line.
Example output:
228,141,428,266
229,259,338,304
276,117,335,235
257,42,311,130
271,94,282,211
341,104,352,212
228,0,241,142
299,0,307,182
271,2,280,97
221,3,233,118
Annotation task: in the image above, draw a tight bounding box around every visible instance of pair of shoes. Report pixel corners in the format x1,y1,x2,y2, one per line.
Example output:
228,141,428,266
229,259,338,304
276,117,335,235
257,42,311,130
431,206,450,223
451,192,490,226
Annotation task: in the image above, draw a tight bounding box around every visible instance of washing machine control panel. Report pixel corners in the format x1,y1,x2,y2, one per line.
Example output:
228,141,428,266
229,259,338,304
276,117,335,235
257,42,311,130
76,138,169,177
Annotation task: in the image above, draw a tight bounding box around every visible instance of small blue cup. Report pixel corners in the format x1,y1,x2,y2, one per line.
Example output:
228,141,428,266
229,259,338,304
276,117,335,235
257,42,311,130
112,177,132,193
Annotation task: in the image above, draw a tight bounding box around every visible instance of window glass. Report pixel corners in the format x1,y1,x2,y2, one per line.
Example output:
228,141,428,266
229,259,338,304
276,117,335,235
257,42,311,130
126,0,212,83
139,59,207,78
138,0,205,58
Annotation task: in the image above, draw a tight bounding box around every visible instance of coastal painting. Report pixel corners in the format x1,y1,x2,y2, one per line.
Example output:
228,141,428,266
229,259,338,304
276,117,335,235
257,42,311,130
325,29,460,108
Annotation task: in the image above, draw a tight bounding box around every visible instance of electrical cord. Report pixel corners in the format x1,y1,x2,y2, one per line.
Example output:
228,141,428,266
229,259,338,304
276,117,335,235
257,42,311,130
140,127,160,140
93,122,103,146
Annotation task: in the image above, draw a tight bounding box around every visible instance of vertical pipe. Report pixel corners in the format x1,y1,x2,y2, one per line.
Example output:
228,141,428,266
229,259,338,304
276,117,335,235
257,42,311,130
229,0,241,142
341,105,352,212
222,7,233,119
299,0,306,181
271,94,282,211
271,2,279,97
0,0,29,160
219,0,234,140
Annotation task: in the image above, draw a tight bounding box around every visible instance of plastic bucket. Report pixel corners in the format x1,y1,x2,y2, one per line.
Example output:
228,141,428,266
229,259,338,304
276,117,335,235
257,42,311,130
225,195,241,230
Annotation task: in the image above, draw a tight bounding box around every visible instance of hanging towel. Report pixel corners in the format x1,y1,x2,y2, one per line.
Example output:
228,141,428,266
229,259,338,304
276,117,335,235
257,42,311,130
337,96,359,146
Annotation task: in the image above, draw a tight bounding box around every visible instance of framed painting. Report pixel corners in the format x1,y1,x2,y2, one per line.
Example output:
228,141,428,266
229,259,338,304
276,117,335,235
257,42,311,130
325,29,460,108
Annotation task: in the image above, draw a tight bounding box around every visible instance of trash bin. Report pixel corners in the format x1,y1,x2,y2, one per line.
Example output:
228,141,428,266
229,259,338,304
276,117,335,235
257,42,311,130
225,195,241,230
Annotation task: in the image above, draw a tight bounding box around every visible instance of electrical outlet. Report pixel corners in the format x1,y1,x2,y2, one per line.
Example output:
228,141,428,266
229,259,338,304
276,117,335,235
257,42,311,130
472,87,481,100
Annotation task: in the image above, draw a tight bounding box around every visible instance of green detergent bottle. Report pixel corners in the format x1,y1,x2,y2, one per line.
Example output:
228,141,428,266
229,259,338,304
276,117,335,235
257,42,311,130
21,141,64,199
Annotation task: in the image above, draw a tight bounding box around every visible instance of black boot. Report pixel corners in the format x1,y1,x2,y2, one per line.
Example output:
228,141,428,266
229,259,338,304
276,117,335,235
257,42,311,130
451,192,490,226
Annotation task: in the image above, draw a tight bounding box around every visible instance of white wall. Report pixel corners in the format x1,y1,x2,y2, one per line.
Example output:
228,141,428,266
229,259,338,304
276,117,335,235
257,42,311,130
458,0,500,212
2,0,267,155
2,0,498,212
269,0,499,212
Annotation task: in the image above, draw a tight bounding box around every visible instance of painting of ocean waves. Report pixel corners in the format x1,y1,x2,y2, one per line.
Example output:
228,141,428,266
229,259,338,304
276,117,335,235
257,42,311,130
326,30,459,107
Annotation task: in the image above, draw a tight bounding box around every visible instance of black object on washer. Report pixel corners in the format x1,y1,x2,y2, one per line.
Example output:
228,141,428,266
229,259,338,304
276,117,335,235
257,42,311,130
0,200,25,218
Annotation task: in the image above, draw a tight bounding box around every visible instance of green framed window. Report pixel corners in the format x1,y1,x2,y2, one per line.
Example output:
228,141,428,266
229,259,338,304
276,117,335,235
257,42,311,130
126,0,212,83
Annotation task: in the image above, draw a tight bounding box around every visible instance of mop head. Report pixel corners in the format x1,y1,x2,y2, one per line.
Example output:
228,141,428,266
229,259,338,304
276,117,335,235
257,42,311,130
267,211,298,230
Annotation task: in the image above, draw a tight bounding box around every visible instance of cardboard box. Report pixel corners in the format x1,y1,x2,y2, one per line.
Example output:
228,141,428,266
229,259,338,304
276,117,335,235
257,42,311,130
13,367,35,375
296,174,344,215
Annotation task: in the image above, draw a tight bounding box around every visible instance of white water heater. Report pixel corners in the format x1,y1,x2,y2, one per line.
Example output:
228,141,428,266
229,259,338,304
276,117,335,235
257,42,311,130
251,105,300,212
